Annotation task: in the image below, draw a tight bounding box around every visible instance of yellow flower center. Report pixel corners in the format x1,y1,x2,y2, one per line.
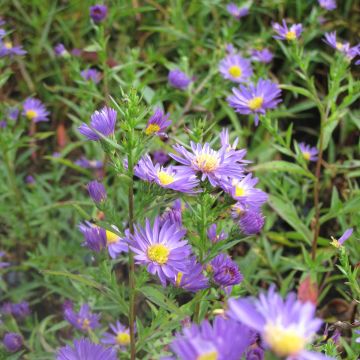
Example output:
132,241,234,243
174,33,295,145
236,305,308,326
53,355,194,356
248,97,264,111
228,65,242,78
264,324,306,357
193,154,219,172
80,318,90,330
157,171,175,185
116,332,130,346
285,30,296,41
106,230,119,244
175,272,183,287
303,151,311,161
4,41,13,49
336,42,343,50
235,185,246,197
232,204,244,216
145,124,160,135
147,244,170,265
206,264,213,273
197,351,218,360
330,237,341,248
26,110,38,120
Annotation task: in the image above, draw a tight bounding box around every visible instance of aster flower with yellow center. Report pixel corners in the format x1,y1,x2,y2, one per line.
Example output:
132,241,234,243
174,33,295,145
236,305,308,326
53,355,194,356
323,32,359,60
144,108,171,136
298,142,318,162
130,217,192,286
219,54,253,83
22,98,49,123
63,302,100,332
272,20,303,41
101,321,132,351
330,228,353,248
228,286,327,359
0,39,26,58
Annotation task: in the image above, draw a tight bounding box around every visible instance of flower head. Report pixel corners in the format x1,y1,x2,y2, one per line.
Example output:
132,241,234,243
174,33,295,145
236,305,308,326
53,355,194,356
90,5,108,23
238,210,265,235
75,157,103,169
64,302,100,332
22,98,49,122
101,321,131,350
2,301,31,319
219,54,253,83
272,20,303,41
78,106,117,141
160,199,183,228
318,0,336,10
227,79,282,125
298,142,318,162
323,32,359,60
330,228,353,248
3,333,23,353
57,338,117,360
168,69,192,90
250,48,274,64
81,69,102,84
54,43,67,56
226,3,249,19
228,286,324,358
207,224,228,243
0,40,26,57
130,217,192,286
87,180,107,203
7,107,19,121
145,108,171,136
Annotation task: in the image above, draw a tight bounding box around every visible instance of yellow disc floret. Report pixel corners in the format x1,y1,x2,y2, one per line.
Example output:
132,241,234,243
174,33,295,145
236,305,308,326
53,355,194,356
175,272,183,287
248,97,263,111
4,41,13,49
145,124,161,135
106,230,119,244
228,65,242,78
336,42,343,50
193,153,219,172
302,152,311,161
196,351,218,360
116,332,130,346
26,110,38,120
147,244,170,265
285,31,296,41
235,185,246,197
80,318,90,330
157,171,175,185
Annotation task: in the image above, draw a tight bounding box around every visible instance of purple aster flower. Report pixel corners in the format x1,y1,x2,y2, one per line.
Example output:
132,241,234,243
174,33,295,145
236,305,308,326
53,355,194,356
54,43,67,56
220,128,239,151
227,79,282,125
57,338,117,360
168,69,192,90
170,142,247,187
129,217,192,286
90,4,108,23
11,301,30,319
22,98,49,122
78,106,117,141
250,48,274,64
330,228,353,248
246,347,264,360
170,316,254,360
231,202,246,219
272,20,303,41
101,321,131,350
0,40,26,57
145,108,171,136
7,107,19,121
226,43,236,55
171,256,208,292
25,175,35,185
238,210,265,235
0,120,6,128
226,3,249,19
64,303,100,332
219,54,253,83
81,68,101,84
134,154,201,193
3,333,23,353
318,0,336,10
160,199,183,228
0,251,10,268
152,150,170,165
207,224,228,243
355,329,360,343
298,142,318,162
75,157,103,169
323,32,359,60
87,180,107,203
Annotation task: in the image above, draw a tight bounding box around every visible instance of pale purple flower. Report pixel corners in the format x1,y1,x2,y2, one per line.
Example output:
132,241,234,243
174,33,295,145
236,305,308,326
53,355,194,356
355,329,360,343
207,224,228,243
272,20,303,41
323,32,359,60
168,69,192,90
0,40,26,57
87,180,107,203
227,79,282,125
75,157,103,169
226,43,236,54
152,150,170,165
129,217,192,286
0,252,9,268
238,210,265,235
330,228,353,248
298,142,318,162
226,3,249,19
81,68,101,84
54,43,66,56
0,120,6,128
90,5,108,23
228,286,326,359
101,321,131,350
64,302,100,332
0,29,5,38
57,338,117,360
220,128,239,151
7,107,19,121
145,108,171,136
318,0,336,10
22,98,49,122
78,106,117,141
251,48,274,64
219,54,253,83
160,199,183,228
3,333,23,353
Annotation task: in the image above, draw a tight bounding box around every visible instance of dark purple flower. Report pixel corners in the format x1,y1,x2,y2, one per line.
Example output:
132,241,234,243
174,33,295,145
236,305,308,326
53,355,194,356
81,68,102,84
238,210,265,235
168,69,192,90
22,98,50,122
11,301,30,319
318,0,336,10
7,107,19,121
87,180,107,203
250,48,274,64
226,3,249,19
272,20,303,41
152,150,170,165
54,43,67,56
207,224,228,243
64,303,100,332
3,333,23,353
90,4,108,23
145,108,171,136
0,40,26,57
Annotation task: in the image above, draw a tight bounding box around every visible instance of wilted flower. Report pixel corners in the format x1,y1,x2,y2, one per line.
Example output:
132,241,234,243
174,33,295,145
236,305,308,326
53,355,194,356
250,48,274,64
207,224,228,243
152,150,170,165
81,68,102,84
87,180,107,203
219,54,253,83
78,107,117,141
318,0,336,10
168,69,192,90
57,338,117,360
298,142,318,162
3,333,23,353
145,108,171,136
272,20,303,41
101,321,131,350
90,4,108,23
0,39,26,57
228,286,324,359
226,3,249,19
22,98,49,122
54,43,67,56
238,210,265,235
130,217,192,286
227,79,282,125
64,302,100,332
330,228,353,248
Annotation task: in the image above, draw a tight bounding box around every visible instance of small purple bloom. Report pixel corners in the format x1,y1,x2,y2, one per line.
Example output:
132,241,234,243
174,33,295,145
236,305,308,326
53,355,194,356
238,210,265,235
227,79,282,125
355,329,360,343
25,175,35,184
90,4,108,23
0,120,6,128
250,48,274,64
219,54,253,83
75,157,103,169
81,68,102,84
220,128,239,151
226,43,236,55
129,217,192,286
318,0,336,10
54,43,67,56
145,108,171,136
323,32,359,60
57,338,117,360
87,180,107,203
3,333,23,353
331,228,353,248
226,3,249,19
272,20,303,41
0,40,26,57
298,142,318,162
11,301,31,319
64,303,100,332
7,107,19,121
207,224,228,243
22,98,50,122
168,69,192,90
101,321,131,350
152,150,170,165
78,106,117,141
